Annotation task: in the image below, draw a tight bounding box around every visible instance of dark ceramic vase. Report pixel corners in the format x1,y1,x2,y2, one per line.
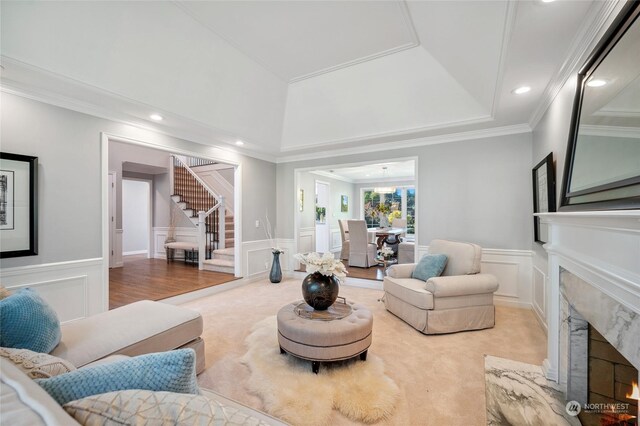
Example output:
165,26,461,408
301,272,340,310
270,251,282,283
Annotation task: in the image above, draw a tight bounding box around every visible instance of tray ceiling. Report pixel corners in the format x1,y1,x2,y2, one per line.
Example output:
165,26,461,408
0,0,603,160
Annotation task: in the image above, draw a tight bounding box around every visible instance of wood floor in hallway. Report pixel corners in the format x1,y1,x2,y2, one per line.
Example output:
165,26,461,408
109,255,238,309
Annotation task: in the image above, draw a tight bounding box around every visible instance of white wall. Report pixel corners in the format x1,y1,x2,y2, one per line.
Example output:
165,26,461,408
122,179,150,255
279,133,533,249
0,93,277,319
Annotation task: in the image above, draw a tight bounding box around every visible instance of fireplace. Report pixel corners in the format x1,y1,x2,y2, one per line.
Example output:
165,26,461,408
538,212,640,423
561,268,639,424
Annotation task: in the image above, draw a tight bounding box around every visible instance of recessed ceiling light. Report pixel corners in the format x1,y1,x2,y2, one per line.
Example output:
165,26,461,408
235,140,244,146
586,79,607,88
541,0,555,3
512,86,531,95
149,114,163,121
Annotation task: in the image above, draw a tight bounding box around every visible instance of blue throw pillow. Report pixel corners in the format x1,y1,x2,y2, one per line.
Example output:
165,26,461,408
36,349,199,405
412,254,448,282
0,288,61,353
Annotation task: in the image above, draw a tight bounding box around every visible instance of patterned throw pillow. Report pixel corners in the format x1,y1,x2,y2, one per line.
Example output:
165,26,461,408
36,349,199,405
412,254,448,282
0,347,75,379
64,390,272,426
0,288,61,353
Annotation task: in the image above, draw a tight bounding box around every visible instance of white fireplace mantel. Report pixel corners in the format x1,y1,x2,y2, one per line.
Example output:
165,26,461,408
536,211,640,382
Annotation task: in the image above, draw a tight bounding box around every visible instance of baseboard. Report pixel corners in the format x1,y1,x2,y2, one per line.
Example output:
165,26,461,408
160,276,257,305
493,296,533,310
123,250,148,256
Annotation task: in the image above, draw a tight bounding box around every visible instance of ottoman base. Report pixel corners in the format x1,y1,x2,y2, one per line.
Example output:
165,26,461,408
276,301,373,374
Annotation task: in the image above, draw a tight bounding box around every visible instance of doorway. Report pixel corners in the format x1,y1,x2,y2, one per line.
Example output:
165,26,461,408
315,180,330,253
122,179,151,258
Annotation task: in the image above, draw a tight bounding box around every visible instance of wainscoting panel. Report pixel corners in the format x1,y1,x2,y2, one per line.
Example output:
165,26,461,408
242,239,272,278
0,258,105,323
482,249,532,309
152,227,198,259
331,228,342,254
417,246,533,309
533,266,547,331
277,238,296,273
298,227,315,256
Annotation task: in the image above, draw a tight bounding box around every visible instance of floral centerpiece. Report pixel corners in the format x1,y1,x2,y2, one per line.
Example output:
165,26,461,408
380,246,394,259
294,252,347,310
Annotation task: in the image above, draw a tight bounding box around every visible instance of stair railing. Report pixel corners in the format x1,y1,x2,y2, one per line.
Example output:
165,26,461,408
170,155,226,270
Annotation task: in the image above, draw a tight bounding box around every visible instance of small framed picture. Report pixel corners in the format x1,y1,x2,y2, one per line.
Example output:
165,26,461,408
299,189,304,212
532,152,556,244
1,152,38,258
341,195,348,212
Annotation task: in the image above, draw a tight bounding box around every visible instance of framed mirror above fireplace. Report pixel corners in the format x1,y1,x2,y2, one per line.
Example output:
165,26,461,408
560,1,640,211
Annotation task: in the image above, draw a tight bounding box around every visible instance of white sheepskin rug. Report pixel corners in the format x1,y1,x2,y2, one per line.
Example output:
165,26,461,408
240,316,400,426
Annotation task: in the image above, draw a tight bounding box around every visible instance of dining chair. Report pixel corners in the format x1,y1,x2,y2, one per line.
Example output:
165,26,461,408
347,220,378,268
391,218,407,239
338,219,349,260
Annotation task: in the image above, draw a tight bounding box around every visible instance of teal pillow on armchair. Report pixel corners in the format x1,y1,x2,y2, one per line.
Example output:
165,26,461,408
0,288,61,353
412,254,448,282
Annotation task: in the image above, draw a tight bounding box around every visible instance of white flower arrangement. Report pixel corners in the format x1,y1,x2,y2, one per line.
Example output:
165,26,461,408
380,246,394,258
294,252,347,282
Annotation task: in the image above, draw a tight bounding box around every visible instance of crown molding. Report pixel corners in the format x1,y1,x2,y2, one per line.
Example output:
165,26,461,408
279,114,493,153
276,123,532,163
289,0,420,83
0,57,278,164
489,0,518,118
527,0,625,130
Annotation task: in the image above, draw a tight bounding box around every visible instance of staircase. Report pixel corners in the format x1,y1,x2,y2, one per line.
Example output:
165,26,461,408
170,155,235,274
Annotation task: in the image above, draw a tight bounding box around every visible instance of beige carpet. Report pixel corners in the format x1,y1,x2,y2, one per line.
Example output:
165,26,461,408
182,277,547,425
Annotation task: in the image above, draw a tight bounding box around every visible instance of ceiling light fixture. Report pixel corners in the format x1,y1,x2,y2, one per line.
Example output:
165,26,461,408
541,0,555,3
149,114,163,121
374,187,394,194
586,79,607,87
235,140,244,146
512,86,531,95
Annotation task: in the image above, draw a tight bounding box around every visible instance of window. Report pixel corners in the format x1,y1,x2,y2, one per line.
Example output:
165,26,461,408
363,186,415,234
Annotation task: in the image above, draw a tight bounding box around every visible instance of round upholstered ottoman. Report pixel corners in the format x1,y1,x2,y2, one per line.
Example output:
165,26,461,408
277,301,373,374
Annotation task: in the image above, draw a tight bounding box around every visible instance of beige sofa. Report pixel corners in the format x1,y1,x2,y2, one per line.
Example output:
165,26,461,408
1,358,287,425
51,300,206,373
383,239,499,334
0,299,287,425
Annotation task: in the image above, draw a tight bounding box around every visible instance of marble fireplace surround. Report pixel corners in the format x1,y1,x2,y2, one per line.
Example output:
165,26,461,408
537,211,640,393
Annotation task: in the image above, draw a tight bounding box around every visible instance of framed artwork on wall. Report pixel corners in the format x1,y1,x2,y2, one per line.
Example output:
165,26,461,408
341,195,348,212
298,189,304,212
532,152,556,244
0,152,38,258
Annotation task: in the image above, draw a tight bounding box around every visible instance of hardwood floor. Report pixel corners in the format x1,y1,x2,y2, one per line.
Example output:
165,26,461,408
109,255,238,309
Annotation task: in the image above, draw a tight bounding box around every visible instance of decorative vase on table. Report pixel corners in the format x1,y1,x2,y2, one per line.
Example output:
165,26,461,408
270,250,283,283
301,272,340,310
294,252,347,311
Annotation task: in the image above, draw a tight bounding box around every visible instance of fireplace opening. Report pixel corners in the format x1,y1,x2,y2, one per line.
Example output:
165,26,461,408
580,325,639,426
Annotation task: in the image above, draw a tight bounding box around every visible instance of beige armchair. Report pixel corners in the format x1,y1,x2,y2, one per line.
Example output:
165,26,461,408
348,220,378,268
383,239,498,334
338,219,350,260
